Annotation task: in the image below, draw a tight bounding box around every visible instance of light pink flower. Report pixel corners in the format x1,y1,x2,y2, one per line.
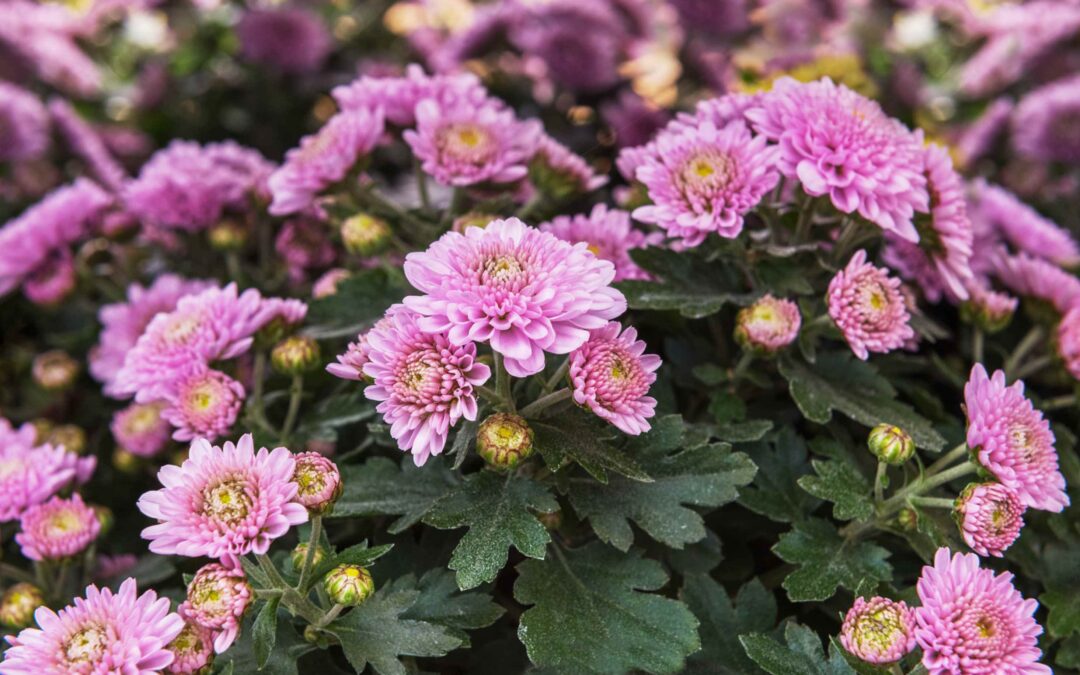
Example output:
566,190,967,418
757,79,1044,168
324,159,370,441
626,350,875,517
292,452,341,514
964,364,1068,512
178,563,252,654
634,119,779,246
839,596,916,664
1057,306,1080,381
0,418,95,522
403,218,626,377
363,306,490,465
1,579,183,674
746,77,928,242
312,268,351,299
914,548,1049,674
275,218,335,282
333,64,489,127
992,251,1080,316
569,321,660,435
956,482,1026,557
970,181,1080,268
327,335,374,381
15,493,100,562
161,368,245,442
735,294,801,353
1012,73,1080,164
529,135,608,196
539,204,659,282
137,434,308,567
827,250,914,360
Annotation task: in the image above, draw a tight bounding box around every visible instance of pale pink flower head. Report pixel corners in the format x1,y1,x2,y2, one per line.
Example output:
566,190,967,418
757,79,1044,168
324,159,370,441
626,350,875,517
569,321,661,436
0,81,50,163
970,181,1080,268
1,579,183,674
734,294,801,354
746,77,929,242
404,94,541,187
161,368,245,442
178,563,252,654
164,617,214,675
528,135,608,197
276,218,335,283
292,452,342,514
1012,73,1080,165
15,493,100,562
539,204,658,282
633,119,779,246
0,418,95,522
22,251,76,306
363,306,491,466
268,108,385,216
333,64,488,128
956,482,1026,557
827,250,914,360
992,251,1080,316
964,364,1068,512
960,280,1017,333
137,434,308,567
1057,306,1080,381
404,218,626,377
914,548,1049,675
839,596,916,665
312,268,350,299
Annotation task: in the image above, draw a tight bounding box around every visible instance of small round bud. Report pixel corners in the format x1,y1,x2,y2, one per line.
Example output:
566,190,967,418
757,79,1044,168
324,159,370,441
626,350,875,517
207,219,248,251
452,211,495,233
324,564,375,606
0,583,44,629
46,424,86,455
255,316,300,350
340,213,390,256
92,505,115,537
32,350,79,391
867,424,915,465
112,448,142,475
30,418,53,444
734,295,802,354
896,507,919,531
271,336,321,375
293,452,342,515
960,287,1017,334
476,413,535,471
839,596,916,664
291,543,328,571
165,618,215,675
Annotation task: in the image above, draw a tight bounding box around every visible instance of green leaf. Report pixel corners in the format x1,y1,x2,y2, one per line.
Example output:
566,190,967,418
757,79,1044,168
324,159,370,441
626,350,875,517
531,414,652,483
797,459,873,521
616,248,754,319
304,268,409,339
111,555,176,592
324,588,462,675
294,391,375,440
395,568,505,643
515,542,700,674
253,597,280,669
330,457,458,534
740,623,857,675
214,613,311,675
424,471,558,589
1039,542,1080,639
737,429,821,523
772,518,892,602
681,575,777,674
713,419,774,443
779,353,946,451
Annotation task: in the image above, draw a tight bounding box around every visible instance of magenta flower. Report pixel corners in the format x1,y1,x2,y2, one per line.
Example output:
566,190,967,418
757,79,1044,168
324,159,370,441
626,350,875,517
403,218,626,377
0,579,183,674
633,119,779,246
956,482,1026,557
954,98,1013,169
746,77,928,242
827,250,915,360
569,321,661,435
0,82,50,162
915,548,1049,675
1012,74,1080,164
22,252,76,306
363,306,490,465
539,205,659,282
964,364,1068,512
161,368,245,442
0,418,95,522
15,493,100,562
961,280,1018,332
529,135,608,196
236,6,332,75
178,563,252,654
734,294,802,353
137,434,308,567
333,65,488,127
268,108,385,216
1057,306,1080,381
48,97,127,192
992,251,1080,316
970,181,1080,268
164,618,214,675
839,596,916,665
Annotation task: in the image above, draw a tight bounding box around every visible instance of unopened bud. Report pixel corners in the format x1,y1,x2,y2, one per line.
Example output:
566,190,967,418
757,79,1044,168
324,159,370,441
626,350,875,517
324,564,375,606
112,448,141,475
734,295,801,355
896,507,919,531
960,287,1017,334
291,543,328,571
271,336,321,375
207,219,248,251
340,213,390,256
92,505,115,537
476,413,534,470
47,424,86,455
30,418,53,444
0,583,44,629
292,452,342,515
32,350,79,391
867,424,915,465
452,211,495,233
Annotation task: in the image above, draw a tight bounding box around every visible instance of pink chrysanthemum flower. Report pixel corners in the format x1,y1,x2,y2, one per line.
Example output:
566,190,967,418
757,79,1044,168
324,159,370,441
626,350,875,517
137,434,308,567
22,252,76,306
992,251,1080,316
91,275,213,398
292,452,342,514
964,364,1068,512
956,482,1026,557
961,280,1018,333
15,493,100,562
268,108,385,216
529,135,608,197
312,268,351,299
363,306,490,465
827,251,915,360
328,335,373,381
1012,73,1080,164
0,81,50,163
839,596,916,665
1,579,183,674
569,321,661,435
734,294,802,353
0,418,95,522
236,6,332,75
746,77,929,242
404,95,541,187
404,218,626,377
275,218,335,283
178,563,252,654
1057,306,1080,381
914,548,1049,675
164,617,214,675
970,181,1080,268
333,64,489,127
540,205,658,282
633,119,779,246
954,98,1013,169
161,369,245,442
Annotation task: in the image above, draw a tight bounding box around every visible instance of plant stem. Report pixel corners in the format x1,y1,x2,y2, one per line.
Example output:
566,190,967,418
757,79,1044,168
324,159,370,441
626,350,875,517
832,218,861,263
973,328,984,364
732,351,754,381
0,563,37,585
1043,394,1076,411
1013,355,1053,381
280,374,304,442
879,461,976,517
257,554,322,624
414,161,431,211
874,462,887,504
793,196,817,243
297,516,322,592
494,352,515,412
909,496,956,509
520,388,572,418
475,384,501,405
515,193,545,222
1003,326,1044,378
925,442,969,476
316,603,346,629
251,351,278,436
542,357,570,394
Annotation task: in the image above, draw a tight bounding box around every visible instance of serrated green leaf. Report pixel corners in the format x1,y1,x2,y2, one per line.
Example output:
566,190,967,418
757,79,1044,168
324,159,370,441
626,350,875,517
714,419,774,443
772,518,892,602
111,555,176,592
531,412,652,483
214,613,311,675
394,568,505,641
740,623,857,675
294,391,375,440
253,597,279,669
330,457,458,533
515,543,700,674
424,471,558,589
616,248,754,319
304,268,410,339
681,575,776,674
797,459,873,521
1039,541,1080,639
738,429,821,523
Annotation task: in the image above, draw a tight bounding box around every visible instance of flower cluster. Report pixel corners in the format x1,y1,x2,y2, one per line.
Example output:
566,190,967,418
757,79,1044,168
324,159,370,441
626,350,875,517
0,418,95,522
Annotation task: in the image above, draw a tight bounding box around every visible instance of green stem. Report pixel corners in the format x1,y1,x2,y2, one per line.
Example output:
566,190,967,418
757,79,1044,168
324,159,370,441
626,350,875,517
1003,326,1044,377
793,197,817,243
520,388,572,418
909,496,956,509
257,554,322,624
444,188,468,226
251,352,278,436
414,161,431,211
515,193,545,222
874,462,887,504
475,384,501,406
925,442,969,476
972,328,984,364
542,357,570,394
832,218,862,263
297,515,322,592
0,563,37,585
315,603,346,629
732,351,754,381
281,374,304,442
226,251,242,283
1013,354,1053,381
494,352,515,412
1043,394,1076,411
879,461,977,517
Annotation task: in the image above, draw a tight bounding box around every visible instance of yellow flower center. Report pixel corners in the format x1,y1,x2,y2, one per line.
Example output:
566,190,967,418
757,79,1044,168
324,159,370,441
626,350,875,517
65,625,107,664
164,314,201,344
482,255,523,284
203,479,252,524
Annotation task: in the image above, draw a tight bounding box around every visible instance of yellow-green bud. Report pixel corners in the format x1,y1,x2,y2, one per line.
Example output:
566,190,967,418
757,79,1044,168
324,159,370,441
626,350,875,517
291,543,327,571
324,564,375,606
46,424,86,455
30,418,53,444
476,413,534,471
271,336,321,375
92,505,115,537
32,350,79,391
207,219,248,251
340,213,390,256
867,424,915,465
112,448,141,475
452,211,495,234
897,507,919,532
0,583,44,629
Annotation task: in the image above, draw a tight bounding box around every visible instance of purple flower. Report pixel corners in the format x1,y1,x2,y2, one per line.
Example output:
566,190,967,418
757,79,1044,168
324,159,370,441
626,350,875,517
0,82,49,162
992,251,1080,316
15,493,100,562
600,90,670,149
275,218,335,282
956,482,1026,557
839,596,916,664
403,217,626,377
333,64,489,127
0,1,102,97
969,180,1080,267
1012,74,1080,164
747,77,928,242
179,563,252,654
161,368,246,442
570,321,660,435
111,401,171,458
539,204,658,282
48,97,127,192
827,250,915,360
1058,306,1080,381
236,6,332,75
0,418,95,522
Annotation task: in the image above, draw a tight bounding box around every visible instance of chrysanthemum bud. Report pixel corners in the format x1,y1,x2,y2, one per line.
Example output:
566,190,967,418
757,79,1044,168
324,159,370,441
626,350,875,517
897,507,919,531
165,618,215,675
324,564,375,606
181,563,252,654
340,213,390,256
292,452,342,515
112,448,142,474
291,542,328,571
92,504,115,537
452,211,495,233
867,424,915,465
271,336,321,376
16,494,101,561
734,295,802,354
207,218,248,251
839,596,916,664
955,482,1025,557
32,350,79,391
30,418,53,444
46,424,86,455
960,286,1017,334
0,583,44,629
476,413,535,470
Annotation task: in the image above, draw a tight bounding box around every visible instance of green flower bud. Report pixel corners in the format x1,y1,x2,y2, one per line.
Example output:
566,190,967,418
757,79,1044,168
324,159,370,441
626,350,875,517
291,543,328,571
867,424,915,465
112,448,142,475
46,424,86,455
324,564,375,606
271,336,321,375
207,219,248,251
30,418,53,444
93,505,115,537
340,213,390,256
476,413,534,471
255,316,298,350
0,583,44,629
896,507,919,532
32,350,79,391
452,211,495,233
